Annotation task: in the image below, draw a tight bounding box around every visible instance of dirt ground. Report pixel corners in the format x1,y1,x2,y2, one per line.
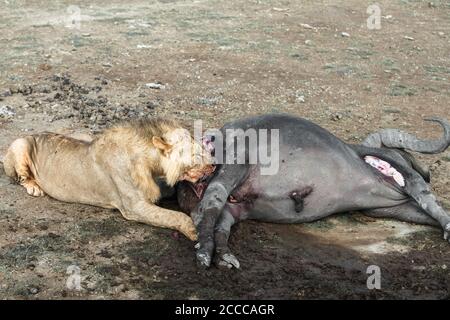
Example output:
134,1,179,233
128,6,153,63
0,0,449,299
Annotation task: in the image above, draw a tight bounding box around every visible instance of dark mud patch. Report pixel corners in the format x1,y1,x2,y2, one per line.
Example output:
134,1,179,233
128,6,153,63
0,233,71,268
114,221,450,299
77,215,132,241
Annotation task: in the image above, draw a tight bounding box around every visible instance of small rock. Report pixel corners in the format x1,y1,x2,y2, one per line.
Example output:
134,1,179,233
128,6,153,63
38,63,52,71
35,85,51,93
430,160,442,171
82,33,91,37
272,7,289,12
341,32,350,37
145,82,164,89
296,92,306,103
411,265,426,271
383,107,401,114
18,85,33,95
37,223,49,231
1,89,12,97
438,32,445,37
29,287,40,295
27,263,36,271
0,105,15,119
300,23,314,30
403,36,415,41
304,39,312,45
86,281,96,291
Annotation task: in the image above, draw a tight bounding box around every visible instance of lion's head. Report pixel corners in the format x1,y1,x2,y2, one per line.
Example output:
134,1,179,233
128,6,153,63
151,125,215,186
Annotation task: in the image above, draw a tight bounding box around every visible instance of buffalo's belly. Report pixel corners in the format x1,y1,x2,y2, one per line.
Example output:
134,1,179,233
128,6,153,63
243,149,408,222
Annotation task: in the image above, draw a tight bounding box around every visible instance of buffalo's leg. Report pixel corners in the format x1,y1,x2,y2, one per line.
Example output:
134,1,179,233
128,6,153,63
195,164,249,267
395,149,430,183
364,201,439,227
404,174,450,240
214,209,239,269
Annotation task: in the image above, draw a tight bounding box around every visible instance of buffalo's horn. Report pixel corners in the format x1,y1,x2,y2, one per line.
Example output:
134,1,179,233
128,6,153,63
363,117,450,154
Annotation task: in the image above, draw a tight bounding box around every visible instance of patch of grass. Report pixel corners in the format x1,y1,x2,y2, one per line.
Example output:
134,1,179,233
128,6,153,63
423,86,441,93
304,219,335,230
383,107,402,114
0,208,15,220
424,65,450,74
382,58,397,67
442,200,450,210
323,63,358,76
124,31,150,37
389,83,417,96
197,96,220,106
381,58,401,73
323,63,336,69
290,53,309,61
332,213,366,225
270,107,284,114
346,47,375,59
67,35,94,48
96,264,121,276
97,16,130,24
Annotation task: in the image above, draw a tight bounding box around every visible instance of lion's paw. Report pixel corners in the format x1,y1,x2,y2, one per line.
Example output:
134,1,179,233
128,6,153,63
22,180,44,197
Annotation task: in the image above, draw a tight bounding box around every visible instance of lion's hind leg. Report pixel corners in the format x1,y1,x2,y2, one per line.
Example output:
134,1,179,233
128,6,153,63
4,137,44,197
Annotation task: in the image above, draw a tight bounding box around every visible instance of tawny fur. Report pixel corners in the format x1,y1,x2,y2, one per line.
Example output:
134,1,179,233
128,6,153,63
3,118,214,241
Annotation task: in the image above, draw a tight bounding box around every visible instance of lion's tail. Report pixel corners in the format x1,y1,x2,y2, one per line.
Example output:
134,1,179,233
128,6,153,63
0,155,5,176
1,149,16,179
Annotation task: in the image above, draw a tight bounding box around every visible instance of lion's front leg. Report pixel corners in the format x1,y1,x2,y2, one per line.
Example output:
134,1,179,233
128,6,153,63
120,201,198,241
130,157,161,203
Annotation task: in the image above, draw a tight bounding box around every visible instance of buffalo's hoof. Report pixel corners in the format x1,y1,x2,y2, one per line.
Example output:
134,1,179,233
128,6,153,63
216,252,240,269
443,223,450,243
196,251,212,268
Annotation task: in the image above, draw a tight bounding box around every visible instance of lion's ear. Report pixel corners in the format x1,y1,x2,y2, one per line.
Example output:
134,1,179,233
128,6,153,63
152,136,172,155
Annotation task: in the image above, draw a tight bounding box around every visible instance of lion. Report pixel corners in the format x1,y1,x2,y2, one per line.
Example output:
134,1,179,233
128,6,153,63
3,118,215,241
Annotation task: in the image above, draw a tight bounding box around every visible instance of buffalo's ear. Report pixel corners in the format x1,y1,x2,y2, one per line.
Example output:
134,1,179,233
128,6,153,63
152,136,172,155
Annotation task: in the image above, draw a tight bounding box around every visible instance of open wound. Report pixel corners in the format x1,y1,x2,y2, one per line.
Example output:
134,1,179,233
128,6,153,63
364,156,405,187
